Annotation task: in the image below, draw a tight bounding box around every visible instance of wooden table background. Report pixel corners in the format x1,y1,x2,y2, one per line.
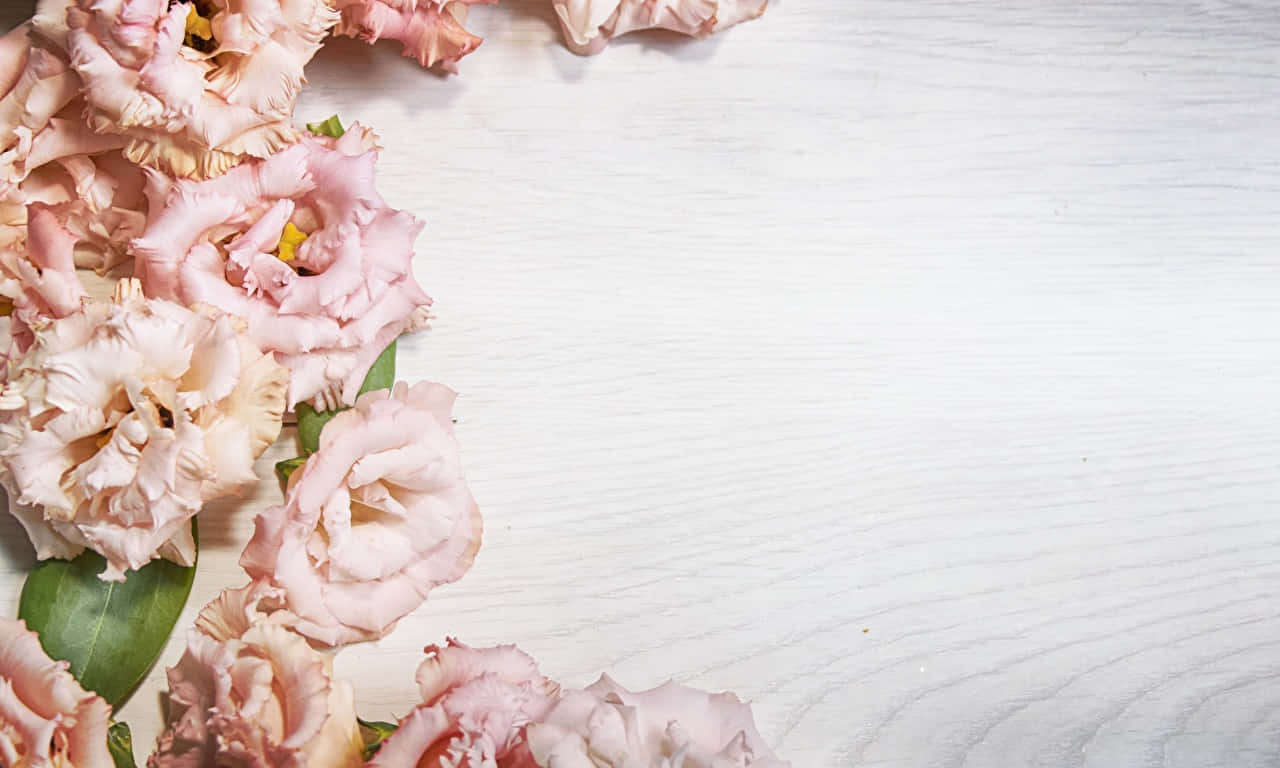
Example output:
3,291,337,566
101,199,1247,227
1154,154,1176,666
3,1,1280,765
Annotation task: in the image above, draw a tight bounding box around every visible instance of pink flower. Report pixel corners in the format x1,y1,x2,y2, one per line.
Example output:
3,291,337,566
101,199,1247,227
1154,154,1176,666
0,22,145,270
521,676,789,768
150,582,364,768
55,0,338,179
333,0,492,72
0,617,113,768
0,279,287,580
552,0,767,55
240,381,481,646
132,124,432,410
369,639,559,768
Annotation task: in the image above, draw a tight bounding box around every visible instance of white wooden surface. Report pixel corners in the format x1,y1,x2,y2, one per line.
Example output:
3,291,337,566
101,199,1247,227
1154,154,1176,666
4,1,1280,765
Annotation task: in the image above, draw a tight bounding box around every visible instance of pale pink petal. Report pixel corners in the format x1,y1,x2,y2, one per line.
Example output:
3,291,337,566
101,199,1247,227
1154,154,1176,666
334,0,492,72
0,279,286,579
523,676,790,768
0,24,32,96
133,126,432,409
241,381,480,646
552,0,767,55
65,0,337,179
0,22,146,271
151,585,363,768
0,618,113,768
368,639,558,768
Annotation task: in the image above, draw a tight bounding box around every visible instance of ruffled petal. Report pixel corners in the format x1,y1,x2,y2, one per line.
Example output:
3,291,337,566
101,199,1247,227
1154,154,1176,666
552,0,767,54
241,381,479,646
368,639,558,768
523,676,790,768
152,585,364,768
65,0,336,179
133,126,432,409
334,0,491,72
0,280,285,579
0,618,114,768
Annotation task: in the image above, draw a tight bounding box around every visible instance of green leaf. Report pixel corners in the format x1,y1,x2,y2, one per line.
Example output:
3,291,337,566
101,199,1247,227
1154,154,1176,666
18,524,198,708
361,339,397,395
358,718,398,760
296,340,396,455
108,722,138,768
274,456,307,484
305,114,345,138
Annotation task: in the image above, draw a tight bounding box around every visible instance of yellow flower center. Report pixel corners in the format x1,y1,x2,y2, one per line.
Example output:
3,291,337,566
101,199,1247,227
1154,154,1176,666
275,222,308,263
184,4,214,48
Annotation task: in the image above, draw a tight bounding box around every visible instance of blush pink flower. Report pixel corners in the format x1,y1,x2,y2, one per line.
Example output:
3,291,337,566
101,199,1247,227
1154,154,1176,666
0,22,145,270
240,381,481,646
0,618,113,768
368,639,559,768
0,279,287,580
150,582,364,768
54,0,338,179
333,0,492,72
521,676,790,768
132,124,432,410
552,0,767,55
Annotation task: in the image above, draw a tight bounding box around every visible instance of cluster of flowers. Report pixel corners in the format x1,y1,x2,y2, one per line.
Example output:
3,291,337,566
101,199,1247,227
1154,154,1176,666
0,0,777,766
3,615,788,768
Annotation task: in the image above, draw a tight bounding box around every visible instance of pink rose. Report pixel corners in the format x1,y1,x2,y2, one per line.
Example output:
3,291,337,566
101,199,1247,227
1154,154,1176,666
55,0,338,179
333,0,492,72
369,639,559,768
240,381,481,646
150,582,364,768
521,676,789,768
0,279,287,580
0,617,113,768
552,0,767,55
0,22,144,270
132,124,432,409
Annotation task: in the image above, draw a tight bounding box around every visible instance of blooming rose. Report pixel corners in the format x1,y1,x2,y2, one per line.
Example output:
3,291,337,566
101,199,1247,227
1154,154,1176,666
369,639,559,768
150,582,364,768
0,618,113,768
521,676,790,768
132,124,432,409
0,20,144,269
240,381,481,646
552,0,767,55
333,0,491,72
0,279,287,580
53,0,338,179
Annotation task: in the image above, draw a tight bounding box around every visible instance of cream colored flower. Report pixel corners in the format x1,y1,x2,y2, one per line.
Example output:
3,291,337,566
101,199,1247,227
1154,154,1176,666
0,617,113,768
241,381,481,646
0,279,287,580
53,0,338,179
553,0,767,55
0,20,145,271
150,582,364,768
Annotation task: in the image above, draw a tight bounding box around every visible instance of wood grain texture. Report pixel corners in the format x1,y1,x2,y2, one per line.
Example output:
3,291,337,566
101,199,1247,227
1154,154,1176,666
3,1,1280,765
